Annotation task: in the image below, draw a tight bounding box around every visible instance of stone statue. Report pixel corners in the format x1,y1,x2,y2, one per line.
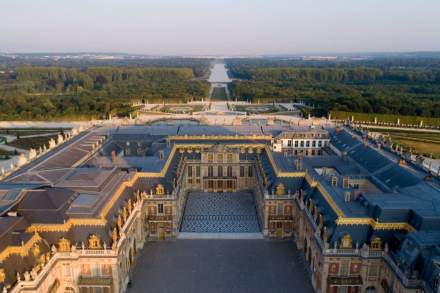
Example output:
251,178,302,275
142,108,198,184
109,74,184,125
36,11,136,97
24,271,31,281
123,206,128,222
112,228,118,248
128,199,133,214
117,214,123,230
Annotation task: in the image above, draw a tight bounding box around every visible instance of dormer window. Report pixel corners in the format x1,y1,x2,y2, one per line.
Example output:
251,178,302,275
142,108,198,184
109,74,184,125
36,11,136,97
370,237,382,250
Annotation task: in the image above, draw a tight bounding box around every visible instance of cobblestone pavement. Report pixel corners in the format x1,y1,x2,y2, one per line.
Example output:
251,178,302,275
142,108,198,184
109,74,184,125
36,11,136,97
180,192,260,233
127,239,314,293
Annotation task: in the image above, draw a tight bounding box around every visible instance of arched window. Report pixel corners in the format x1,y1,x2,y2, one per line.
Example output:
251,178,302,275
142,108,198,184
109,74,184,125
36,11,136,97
218,165,223,177
208,166,213,177
227,166,232,177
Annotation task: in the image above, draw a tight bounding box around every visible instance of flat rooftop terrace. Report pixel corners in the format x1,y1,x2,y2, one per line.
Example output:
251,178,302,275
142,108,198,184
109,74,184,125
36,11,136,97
127,239,314,293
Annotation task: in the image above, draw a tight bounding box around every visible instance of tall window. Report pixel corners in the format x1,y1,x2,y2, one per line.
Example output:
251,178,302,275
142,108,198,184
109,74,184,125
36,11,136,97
208,153,213,162
277,203,283,215
227,153,233,163
196,166,201,177
300,141,304,147
208,166,213,177
80,264,91,276
318,141,322,147
227,166,232,177
217,154,223,163
158,203,164,214
62,264,71,277
101,264,112,277
306,140,310,147
312,140,316,147
287,140,292,147
294,140,298,147
248,166,253,177
240,166,245,177
218,165,223,177
187,166,193,177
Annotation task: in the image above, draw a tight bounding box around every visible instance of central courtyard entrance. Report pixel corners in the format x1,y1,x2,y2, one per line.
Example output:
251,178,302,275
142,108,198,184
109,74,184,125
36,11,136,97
127,240,314,293
180,191,261,236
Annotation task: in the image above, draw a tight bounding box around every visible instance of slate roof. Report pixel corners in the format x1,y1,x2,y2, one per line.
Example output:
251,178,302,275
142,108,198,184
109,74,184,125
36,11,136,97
1,124,440,292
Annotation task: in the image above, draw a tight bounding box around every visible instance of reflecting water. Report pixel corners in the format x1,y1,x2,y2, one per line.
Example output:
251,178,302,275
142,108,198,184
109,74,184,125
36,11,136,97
149,119,200,126
241,119,290,126
208,62,231,83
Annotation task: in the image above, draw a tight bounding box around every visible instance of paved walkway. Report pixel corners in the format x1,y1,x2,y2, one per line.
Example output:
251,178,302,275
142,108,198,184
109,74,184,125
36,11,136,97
127,240,314,293
210,102,230,113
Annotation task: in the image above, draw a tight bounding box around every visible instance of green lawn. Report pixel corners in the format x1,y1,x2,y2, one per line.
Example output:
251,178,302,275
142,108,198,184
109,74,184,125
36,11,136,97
234,104,278,114
8,134,59,150
0,148,14,160
0,128,69,136
211,87,228,101
331,111,440,127
160,104,204,114
371,129,440,158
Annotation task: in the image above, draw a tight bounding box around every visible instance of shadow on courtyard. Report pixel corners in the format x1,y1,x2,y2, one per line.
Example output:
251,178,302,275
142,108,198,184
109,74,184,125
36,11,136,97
127,239,314,293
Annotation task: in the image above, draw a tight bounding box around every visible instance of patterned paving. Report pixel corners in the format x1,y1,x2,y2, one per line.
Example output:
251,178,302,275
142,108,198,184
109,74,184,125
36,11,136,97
180,192,260,233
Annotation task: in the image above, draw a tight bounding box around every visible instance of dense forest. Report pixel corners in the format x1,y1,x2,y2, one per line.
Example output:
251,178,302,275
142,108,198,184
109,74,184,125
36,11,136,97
0,60,210,120
226,57,440,117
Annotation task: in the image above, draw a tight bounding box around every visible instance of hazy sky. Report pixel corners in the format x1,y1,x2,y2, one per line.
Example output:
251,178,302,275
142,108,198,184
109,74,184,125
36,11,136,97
1,0,440,55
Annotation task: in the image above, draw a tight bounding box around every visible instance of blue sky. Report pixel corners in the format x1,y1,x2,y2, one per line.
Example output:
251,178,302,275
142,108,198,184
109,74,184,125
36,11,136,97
1,0,439,55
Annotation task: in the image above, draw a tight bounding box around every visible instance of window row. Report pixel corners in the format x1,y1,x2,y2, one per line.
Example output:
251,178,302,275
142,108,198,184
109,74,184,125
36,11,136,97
187,165,201,177
79,263,113,277
207,153,234,163
286,140,328,148
207,165,235,177
268,204,292,216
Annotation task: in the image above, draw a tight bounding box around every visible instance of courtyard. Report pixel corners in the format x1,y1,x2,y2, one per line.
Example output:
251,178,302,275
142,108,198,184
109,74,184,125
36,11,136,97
127,239,314,293
180,192,260,233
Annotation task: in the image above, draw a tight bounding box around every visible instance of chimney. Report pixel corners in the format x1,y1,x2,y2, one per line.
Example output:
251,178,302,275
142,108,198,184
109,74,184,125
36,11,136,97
111,150,116,162
331,176,337,187
342,176,349,189
344,191,351,203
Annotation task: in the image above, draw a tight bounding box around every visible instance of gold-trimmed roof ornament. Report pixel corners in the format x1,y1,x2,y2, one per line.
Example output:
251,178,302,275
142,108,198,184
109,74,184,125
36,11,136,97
156,184,165,195
88,234,101,249
370,237,382,250
58,237,71,252
0,268,5,284
275,183,285,196
341,234,353,249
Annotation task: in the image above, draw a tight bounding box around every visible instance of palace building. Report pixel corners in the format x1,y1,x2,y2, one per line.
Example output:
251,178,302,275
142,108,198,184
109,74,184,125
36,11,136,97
0,122,439,293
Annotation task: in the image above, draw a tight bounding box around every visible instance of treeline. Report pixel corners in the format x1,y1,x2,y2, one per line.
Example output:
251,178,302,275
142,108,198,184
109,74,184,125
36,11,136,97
1,56,212,78
226,58,440,118
229,67,384,82
15,66,196,91
0,66,209,120
228,65,440,83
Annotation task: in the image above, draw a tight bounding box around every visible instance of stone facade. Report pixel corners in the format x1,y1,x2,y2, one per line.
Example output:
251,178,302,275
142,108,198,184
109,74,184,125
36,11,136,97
0,126,435,293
